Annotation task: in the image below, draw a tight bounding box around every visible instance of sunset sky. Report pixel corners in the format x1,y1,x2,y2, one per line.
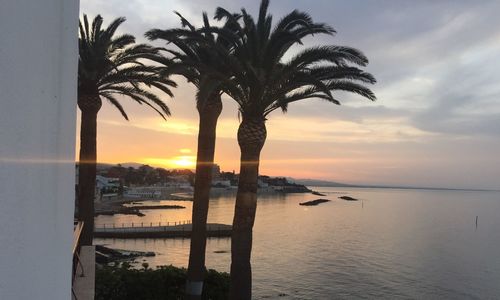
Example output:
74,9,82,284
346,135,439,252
78,0,500,190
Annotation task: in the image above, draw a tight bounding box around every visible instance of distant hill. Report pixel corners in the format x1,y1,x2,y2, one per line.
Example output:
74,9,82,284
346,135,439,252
93,162,147,169
117,162,145,169
95,163,114,169
293,178,357,187
293,178,496,192
89,164,494,191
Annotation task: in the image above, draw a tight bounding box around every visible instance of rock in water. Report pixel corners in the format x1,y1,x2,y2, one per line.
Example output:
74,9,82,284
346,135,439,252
339,196,358,201
299,199,331,206
311,191,326,196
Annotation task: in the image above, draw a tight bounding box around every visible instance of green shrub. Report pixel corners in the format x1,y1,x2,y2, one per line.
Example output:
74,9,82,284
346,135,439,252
95,263,229,300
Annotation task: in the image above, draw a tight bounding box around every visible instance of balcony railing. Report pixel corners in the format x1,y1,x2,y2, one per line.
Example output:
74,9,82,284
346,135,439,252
72,221,84,299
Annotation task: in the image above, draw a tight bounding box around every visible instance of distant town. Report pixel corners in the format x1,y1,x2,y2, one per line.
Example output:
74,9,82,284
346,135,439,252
76,163,313,201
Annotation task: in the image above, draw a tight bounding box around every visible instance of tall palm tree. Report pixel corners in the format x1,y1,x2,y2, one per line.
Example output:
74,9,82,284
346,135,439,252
146,12,239,299
215,1,377,298
78,14,175,245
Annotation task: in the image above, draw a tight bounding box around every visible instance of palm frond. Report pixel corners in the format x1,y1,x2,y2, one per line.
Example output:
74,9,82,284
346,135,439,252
147,11,242,105
174,11,196,31
326,80,376,101
101,92,129,120
212,0,375,120
79,14,175,120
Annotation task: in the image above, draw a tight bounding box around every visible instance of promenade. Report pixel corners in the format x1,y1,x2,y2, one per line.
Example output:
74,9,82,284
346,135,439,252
94,221,232,238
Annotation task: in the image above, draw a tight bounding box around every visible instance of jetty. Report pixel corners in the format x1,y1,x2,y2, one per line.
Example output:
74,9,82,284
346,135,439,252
94,221,232,238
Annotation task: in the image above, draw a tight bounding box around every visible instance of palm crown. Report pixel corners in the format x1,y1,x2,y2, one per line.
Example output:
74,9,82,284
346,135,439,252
78,14,176,119
145,12,240,109
214,0,376,119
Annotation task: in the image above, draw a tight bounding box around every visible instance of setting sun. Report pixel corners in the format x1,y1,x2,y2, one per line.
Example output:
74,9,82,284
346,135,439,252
143,155,196,169
172,155,196,167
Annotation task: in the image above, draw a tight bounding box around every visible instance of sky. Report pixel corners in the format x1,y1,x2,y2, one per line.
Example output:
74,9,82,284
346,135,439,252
78,0,500,190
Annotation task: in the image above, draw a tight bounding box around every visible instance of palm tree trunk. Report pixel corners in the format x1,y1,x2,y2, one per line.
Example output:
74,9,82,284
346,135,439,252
229,118,267,300
77,94,102,246
186,96,222,300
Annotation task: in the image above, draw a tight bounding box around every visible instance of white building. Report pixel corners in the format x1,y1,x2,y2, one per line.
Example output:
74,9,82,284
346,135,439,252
96,175,120,200
124,187,162,199
166,175,192,189
0,1,80,299
258,179,269,188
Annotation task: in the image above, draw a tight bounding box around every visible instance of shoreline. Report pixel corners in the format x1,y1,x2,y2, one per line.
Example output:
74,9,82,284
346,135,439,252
95,185,316,217
95,189,193,216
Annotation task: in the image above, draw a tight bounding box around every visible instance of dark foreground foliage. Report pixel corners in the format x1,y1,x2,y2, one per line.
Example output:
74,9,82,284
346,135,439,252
95,263,229,300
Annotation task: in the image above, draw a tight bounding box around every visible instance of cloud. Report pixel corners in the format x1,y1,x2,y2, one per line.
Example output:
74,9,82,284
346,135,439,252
78,0,500,189
99,118,199,136
410,35,500,137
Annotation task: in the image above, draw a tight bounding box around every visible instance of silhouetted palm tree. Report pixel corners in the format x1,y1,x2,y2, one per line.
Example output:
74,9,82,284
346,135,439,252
146,12,239,299
78,14,175,245
215,1,376,298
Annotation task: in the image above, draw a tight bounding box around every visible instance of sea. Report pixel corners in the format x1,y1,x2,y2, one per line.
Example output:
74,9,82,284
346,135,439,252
95,187,500,299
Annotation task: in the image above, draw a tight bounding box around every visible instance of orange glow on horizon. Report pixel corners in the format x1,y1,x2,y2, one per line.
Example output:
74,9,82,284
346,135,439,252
143,155,196,169
173,156,196,167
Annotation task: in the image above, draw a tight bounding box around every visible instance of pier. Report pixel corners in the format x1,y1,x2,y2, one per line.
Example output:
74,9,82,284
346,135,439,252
94,221,232,238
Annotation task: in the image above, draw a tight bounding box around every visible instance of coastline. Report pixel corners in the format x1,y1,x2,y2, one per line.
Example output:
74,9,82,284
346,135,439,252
95,184,314,217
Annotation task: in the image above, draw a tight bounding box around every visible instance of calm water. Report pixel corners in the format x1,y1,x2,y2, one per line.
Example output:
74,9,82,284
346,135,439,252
95,187,500,299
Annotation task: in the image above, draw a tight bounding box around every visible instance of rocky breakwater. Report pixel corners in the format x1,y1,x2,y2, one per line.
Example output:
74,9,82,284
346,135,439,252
299,199,331,206
338,196,358,201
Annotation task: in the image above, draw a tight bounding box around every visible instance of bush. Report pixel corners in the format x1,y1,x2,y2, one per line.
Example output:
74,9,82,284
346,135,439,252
95,263,229,300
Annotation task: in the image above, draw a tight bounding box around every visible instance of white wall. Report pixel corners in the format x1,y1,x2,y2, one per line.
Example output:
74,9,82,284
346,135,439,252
0,0,80,299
